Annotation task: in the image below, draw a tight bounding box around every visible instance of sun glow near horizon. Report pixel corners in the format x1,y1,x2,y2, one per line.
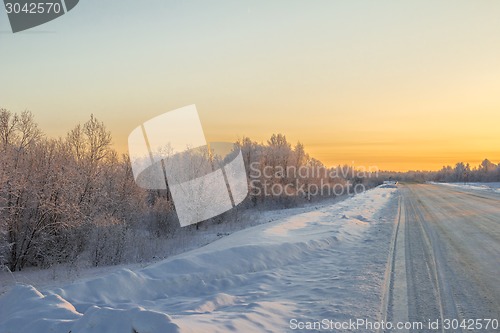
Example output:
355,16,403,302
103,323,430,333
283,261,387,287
1,0,499,172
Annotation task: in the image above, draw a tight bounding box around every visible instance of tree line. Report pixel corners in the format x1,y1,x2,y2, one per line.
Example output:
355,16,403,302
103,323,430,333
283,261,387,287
377,160,500,184
0,109,376,272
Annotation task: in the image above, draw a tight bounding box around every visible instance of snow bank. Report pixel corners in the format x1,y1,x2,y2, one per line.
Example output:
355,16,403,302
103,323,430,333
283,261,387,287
0,284,80,332
0,284,179,333
70,306,179,333
0,186,397,333
431,182,500,194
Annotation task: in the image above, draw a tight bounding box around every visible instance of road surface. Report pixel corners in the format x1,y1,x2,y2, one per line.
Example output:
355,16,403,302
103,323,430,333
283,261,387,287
385,184,500,332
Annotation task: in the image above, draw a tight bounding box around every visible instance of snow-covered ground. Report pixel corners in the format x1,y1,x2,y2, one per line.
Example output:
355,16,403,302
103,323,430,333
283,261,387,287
430,181,500,194
0,186,398,333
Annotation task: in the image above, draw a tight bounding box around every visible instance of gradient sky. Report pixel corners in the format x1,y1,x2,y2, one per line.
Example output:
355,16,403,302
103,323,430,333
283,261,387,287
1,0,499,171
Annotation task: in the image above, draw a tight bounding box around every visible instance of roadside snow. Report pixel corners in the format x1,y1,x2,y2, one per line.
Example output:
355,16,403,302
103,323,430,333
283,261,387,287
0,186,398,333
430,182,500,194
0,196,352,294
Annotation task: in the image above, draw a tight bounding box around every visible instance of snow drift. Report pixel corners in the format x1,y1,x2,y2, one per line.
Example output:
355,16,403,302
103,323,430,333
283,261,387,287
0,186,397,333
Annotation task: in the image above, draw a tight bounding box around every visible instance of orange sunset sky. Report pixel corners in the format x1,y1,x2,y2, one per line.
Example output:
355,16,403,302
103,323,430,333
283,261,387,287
1,1,499,171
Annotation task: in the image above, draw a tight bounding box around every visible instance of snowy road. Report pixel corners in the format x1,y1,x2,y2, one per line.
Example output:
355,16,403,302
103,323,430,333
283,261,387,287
386,184,500,333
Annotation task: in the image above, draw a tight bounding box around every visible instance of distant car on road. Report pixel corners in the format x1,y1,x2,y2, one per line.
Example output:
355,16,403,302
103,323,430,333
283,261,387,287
381,180,398,188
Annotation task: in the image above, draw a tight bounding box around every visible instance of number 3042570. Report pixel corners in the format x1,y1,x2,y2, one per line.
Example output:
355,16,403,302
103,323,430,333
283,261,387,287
5,2,62,14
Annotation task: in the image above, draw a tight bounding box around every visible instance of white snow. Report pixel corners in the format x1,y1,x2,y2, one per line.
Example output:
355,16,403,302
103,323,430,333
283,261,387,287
0,186,398,333
430,182,500,194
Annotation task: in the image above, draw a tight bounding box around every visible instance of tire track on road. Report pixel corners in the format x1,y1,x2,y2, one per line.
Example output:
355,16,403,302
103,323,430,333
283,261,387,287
387,184,500,332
